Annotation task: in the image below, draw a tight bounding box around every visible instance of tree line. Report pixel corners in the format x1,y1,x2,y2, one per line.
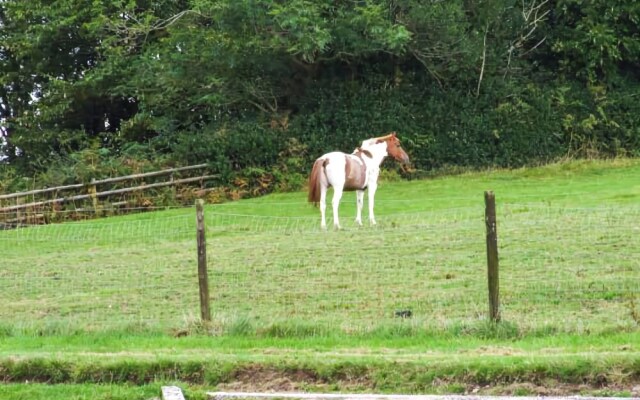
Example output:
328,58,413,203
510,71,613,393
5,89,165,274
1,0,639,194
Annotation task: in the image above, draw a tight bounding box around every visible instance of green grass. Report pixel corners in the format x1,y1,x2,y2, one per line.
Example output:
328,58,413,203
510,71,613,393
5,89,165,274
1,159,640,396
3,159,639,336
0,333,639,396
1,330,639,360
0,383,207,400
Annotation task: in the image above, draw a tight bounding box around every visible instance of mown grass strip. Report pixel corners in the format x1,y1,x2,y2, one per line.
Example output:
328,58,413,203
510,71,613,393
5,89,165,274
0,383,208,400
1,353,639,392
2,330,640,358
2,332,639,392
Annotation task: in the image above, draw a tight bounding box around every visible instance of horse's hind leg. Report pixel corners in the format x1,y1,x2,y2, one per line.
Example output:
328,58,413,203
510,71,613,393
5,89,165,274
320,185,328,230
332,186,344,230
355,190,364,226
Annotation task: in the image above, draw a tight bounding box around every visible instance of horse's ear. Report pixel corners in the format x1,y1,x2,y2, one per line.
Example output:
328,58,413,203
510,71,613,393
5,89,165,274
391,132,397,137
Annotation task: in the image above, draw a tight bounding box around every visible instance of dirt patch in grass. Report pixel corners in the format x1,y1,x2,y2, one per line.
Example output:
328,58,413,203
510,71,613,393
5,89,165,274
217,364,373,392
2,353,639,397
214,366,640,397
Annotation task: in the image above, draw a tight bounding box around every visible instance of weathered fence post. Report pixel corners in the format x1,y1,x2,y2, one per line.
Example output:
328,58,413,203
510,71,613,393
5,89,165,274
88,178,99,215
484,191,501,322
15,197,23,226
196,199,211,323
170,172,176,201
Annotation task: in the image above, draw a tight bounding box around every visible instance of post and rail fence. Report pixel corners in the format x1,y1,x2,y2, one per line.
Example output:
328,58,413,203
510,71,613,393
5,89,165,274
0,163,217,227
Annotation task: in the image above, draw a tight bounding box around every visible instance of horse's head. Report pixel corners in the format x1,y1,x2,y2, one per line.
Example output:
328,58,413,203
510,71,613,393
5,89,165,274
373,132,410,164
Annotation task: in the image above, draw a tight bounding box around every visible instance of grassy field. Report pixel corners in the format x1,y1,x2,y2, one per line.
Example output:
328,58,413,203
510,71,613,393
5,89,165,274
1,159,640,398
1,159,639,335
1,332,640,398
1,383,190,400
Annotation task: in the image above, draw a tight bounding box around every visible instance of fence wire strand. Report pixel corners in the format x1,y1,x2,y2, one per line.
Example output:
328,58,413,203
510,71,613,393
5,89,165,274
1,201,639,334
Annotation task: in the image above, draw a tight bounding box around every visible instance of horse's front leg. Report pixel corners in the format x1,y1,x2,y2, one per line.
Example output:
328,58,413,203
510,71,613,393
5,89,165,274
332,186,344,230
367,184,377,226
355,190,364,226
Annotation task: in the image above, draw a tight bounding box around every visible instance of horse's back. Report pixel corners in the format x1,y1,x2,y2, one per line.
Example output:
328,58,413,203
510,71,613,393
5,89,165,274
321,152,368,191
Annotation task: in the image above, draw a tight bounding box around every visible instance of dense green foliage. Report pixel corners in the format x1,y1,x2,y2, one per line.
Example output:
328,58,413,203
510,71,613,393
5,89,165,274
1,0,639,192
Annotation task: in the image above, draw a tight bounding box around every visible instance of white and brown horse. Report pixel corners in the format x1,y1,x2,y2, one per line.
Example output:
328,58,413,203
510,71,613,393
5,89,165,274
308,132,410,229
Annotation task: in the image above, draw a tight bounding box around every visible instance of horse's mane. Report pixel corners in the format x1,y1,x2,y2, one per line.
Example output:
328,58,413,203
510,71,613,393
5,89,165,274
352,147,373,158
360,132,397,149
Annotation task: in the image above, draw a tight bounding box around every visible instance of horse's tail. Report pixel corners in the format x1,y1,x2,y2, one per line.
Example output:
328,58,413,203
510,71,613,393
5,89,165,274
308,158,325,206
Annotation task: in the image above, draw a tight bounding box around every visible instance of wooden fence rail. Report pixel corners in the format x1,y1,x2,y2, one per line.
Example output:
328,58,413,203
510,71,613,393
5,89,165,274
0,164,216,224
0,175,217,212
0,163,209,201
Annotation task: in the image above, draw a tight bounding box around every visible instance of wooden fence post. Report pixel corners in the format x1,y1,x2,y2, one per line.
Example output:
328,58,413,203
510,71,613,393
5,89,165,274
88,178,98,215
196,199,211,323
484,191,501,322
170,172,176,201
15,197,23,226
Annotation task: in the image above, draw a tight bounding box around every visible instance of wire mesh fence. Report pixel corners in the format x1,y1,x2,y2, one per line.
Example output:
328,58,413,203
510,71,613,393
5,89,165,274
204,207,488,334
1,199,639,335
0,207,199,333
498,204,640,332
204,202,640,334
